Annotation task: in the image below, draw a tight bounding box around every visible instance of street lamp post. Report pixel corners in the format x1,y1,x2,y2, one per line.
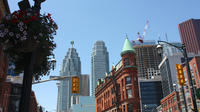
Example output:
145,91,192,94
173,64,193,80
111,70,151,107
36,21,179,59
17,1,46,112
144,104,147,112
157,40,198,112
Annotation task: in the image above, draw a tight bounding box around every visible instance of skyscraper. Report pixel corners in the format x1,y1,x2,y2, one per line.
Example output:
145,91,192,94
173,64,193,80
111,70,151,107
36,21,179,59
178,19,200,54
57,41,81,112
91,41,109,96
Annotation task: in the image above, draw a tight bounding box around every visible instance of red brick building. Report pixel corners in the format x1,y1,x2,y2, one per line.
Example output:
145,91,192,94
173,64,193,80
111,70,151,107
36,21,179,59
0,33,10,112
95,38,140,112
160,91,181,112
178,19,200,54
183,56,200,110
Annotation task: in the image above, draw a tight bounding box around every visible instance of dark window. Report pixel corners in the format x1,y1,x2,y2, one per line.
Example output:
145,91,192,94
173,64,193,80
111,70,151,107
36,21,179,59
125,76,131,85
124,58,129,66
123,105,126,112
134,76,137,82
122,79,124,87
13,88,19,94
133,58,136,66
174,105,177,110
123,91,125,99
127,104,133,112
112,88,114,94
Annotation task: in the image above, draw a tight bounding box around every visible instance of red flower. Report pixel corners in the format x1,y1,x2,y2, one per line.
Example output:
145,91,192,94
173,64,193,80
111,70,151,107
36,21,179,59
50,18,54,23
11,19,18,23
12,11,18,15
48,13,51,18
32,16,37,21
23,20,28,23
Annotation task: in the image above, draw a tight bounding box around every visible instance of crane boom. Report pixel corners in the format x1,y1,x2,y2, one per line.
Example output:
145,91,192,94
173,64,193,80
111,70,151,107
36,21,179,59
137,20,149,43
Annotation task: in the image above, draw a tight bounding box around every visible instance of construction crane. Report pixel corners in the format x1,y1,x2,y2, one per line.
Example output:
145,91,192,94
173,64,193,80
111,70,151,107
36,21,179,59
137,20,149,43
136,20,150,79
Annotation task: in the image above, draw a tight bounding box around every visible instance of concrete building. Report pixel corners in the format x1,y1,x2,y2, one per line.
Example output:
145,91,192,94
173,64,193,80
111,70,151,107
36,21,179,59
178,19,200,54
132,40,156,46
95,38,140,112
160,91,181,112
57,42,81,112
139,78,163,112
158,54,184,97
91,41,109,96
80,74,90,96
133,44,161,79
71,96,95,112
161,42,182,58
0,71,38,112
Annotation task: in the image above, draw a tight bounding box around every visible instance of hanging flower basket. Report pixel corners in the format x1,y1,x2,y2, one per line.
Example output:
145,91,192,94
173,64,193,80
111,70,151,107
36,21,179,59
0,9,58,80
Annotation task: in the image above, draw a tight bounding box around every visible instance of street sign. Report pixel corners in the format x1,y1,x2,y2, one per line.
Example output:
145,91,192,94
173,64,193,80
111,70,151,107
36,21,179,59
176,64,186,86
72,76,80,94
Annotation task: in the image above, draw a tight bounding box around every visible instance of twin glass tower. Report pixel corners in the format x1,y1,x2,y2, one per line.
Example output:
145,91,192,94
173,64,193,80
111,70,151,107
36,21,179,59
57,41,109,112
91,41,109,96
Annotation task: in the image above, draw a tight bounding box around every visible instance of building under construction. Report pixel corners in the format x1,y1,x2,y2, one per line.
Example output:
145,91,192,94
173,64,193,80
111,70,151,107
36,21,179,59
133,43,162,79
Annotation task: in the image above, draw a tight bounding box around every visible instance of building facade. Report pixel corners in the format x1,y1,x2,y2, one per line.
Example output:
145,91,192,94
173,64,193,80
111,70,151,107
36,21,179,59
161,42,182,58
91,41,109,96
95,38,140,112
139,78,163,112
178,19,200,54
0,1,10,111
80,74,90,96
57,42,81,112
158,54,183,97
160,91,181,112
183,56,200,111
133,44,161,79
0,0,10,20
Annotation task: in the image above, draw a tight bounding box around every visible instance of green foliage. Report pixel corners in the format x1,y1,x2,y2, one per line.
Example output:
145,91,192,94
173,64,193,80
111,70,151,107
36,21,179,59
0,9,58,80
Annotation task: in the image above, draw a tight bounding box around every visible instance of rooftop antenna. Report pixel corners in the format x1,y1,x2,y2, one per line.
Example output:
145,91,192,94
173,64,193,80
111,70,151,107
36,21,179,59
165,33,168,42
71,40,74,48
158,34,161,41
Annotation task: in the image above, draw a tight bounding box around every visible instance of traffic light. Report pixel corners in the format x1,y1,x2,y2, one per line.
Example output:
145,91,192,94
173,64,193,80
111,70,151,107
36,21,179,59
72,76,80,94
176,64,185,86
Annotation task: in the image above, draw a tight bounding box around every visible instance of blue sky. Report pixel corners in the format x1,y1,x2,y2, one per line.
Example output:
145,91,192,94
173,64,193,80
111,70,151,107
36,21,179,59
8,0,200,111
